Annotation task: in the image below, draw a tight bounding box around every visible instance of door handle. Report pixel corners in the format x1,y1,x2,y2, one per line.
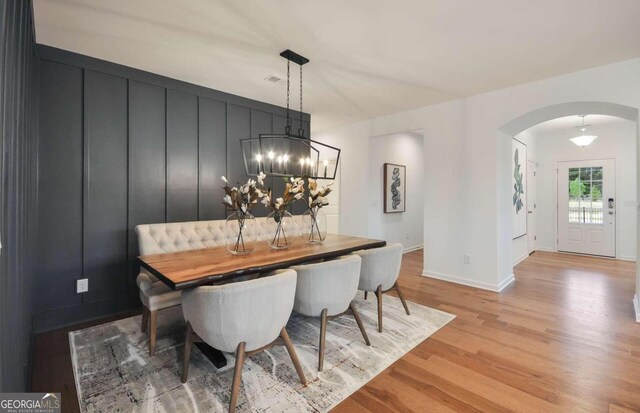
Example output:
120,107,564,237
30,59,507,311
608,211,615,215
528,211,533,214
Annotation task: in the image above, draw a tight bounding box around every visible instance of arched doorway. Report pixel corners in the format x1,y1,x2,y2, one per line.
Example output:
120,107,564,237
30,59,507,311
497,101,640,322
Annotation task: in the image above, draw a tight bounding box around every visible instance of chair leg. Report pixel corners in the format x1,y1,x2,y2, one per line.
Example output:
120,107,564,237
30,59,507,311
141,307,149,333
229,342,246,413
349,301,370,346
394,281,411,316
364,291,368,300
149,310,158,356
280,328,307,385
318,308,328,371
375,285,383,333
181,322,193,383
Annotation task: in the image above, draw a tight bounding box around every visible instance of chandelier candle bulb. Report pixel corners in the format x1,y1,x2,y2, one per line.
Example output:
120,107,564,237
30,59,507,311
323,159,328,178
283,154,289,174
268,151,275,173
255,154,263,174
277,155,283,173
300,158,305,175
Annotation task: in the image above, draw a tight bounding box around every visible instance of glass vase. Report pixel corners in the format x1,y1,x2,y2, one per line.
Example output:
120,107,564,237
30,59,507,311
266,210,294,249
225,211,256,255
302,206,327,244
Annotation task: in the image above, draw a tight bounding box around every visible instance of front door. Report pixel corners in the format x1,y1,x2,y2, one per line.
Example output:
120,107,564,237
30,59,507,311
557,159,615,257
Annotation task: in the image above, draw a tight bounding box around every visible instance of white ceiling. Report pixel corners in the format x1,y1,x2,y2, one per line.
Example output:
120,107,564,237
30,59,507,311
33,0,640,132
527,114,628,134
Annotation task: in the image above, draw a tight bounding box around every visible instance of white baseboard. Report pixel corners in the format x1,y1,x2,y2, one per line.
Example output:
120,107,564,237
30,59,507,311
421,270,513,293
513,253,529,266
535,246,556,252
634,294,640,323
617,255,637,262
497,273,516,292
403,244,423,253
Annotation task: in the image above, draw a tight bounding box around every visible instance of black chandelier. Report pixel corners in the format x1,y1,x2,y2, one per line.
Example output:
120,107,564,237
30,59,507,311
240,50,340,180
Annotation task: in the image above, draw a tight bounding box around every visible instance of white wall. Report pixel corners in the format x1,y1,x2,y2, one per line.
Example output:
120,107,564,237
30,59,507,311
512,130,537,265
368,131,424,251
319,166,340,235
534,120,637,260
313,58,640,305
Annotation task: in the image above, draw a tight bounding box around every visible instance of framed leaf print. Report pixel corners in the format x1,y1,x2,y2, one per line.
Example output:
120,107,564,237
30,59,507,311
512,138,527,239
384,163,406,213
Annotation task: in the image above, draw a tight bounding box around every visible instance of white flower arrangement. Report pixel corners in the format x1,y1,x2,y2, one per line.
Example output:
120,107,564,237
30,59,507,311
260,176,305,213
307,178,333,209
221,172,266,215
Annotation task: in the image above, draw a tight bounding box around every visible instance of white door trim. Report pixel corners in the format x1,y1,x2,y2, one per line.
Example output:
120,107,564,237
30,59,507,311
526,159,536,254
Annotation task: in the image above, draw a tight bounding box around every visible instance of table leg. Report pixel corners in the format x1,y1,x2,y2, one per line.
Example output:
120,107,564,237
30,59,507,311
194,342,228,368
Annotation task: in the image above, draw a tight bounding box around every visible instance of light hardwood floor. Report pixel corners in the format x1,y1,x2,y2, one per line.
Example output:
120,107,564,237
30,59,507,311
31,250,640,412
334,251,640,412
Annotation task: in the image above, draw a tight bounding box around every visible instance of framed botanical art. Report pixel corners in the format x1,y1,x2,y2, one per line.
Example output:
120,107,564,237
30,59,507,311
384,163,406,213
512,138,527,239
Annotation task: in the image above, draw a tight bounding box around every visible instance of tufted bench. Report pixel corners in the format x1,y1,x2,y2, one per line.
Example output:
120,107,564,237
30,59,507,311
135,215,306,356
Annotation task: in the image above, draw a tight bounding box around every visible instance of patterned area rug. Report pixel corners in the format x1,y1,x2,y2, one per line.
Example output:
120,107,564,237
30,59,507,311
70,295,454,412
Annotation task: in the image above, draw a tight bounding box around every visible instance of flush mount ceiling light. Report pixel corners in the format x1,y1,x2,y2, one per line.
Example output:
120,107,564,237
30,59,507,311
570,115,598,147
240,50,340,180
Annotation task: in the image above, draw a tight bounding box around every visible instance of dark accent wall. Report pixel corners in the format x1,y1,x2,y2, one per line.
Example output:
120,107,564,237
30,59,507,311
0,0,37,391
34,45,310,332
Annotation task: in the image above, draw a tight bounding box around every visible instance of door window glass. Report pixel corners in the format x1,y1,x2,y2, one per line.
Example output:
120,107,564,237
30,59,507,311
568,166,603,224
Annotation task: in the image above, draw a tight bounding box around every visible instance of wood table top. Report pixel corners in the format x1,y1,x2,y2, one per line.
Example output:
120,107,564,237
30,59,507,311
138,234,386,290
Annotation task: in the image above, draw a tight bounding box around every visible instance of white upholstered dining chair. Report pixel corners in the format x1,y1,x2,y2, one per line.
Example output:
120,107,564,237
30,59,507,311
180,269,306,413
354,243,410,332
291,254,370,371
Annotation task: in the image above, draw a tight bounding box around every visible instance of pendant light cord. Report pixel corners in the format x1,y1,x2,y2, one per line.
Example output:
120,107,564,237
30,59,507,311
286,60,291,135
298,65,304,137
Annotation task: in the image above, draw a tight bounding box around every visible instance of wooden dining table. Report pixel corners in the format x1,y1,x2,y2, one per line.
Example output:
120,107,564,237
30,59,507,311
137,233,386,367
138,233,386,290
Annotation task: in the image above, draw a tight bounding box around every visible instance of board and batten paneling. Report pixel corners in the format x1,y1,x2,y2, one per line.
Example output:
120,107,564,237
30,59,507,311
34,45,310,332
84,70,128,303
250,109,274,217
198,97,227,220
226,104,252,187
37,61,84,313
0,0,38,391
167,89,198,222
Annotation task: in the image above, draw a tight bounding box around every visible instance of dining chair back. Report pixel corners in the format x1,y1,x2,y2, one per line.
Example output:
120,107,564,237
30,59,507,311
291,255,370,371
181,269,306,413
353,243,410,332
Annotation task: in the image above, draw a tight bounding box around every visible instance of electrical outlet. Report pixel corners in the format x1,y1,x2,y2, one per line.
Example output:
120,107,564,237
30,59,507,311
76,278,89,294
464,254,471,264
